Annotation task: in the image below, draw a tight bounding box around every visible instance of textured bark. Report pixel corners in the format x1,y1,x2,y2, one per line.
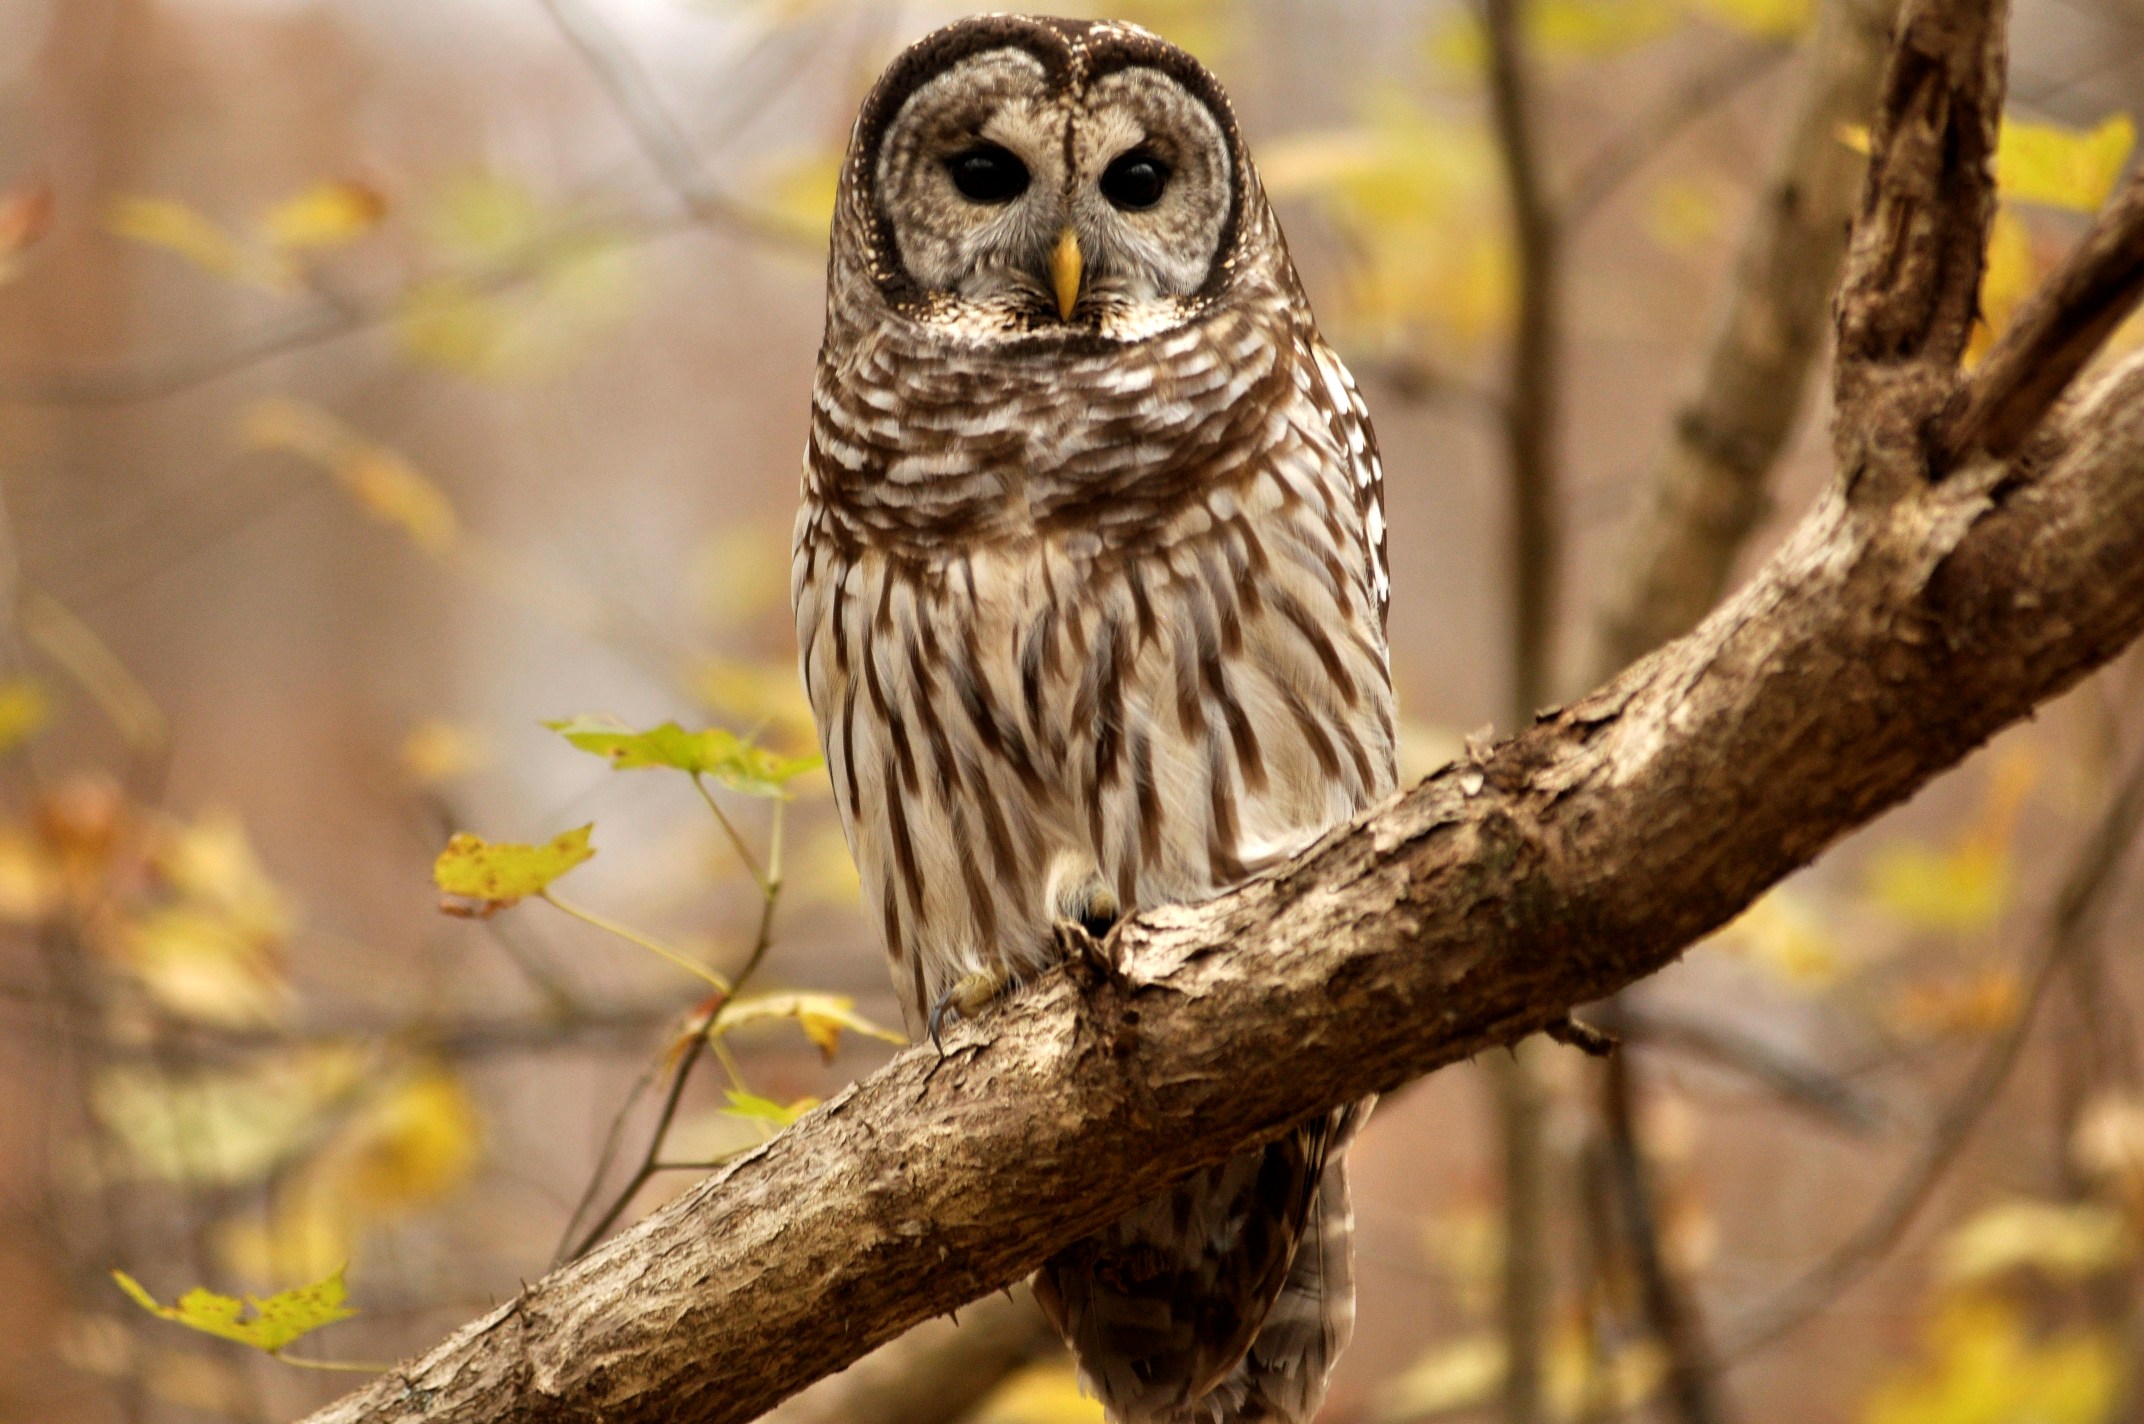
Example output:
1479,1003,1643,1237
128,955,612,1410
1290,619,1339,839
294,4,2144,1421
1588,0,1903,679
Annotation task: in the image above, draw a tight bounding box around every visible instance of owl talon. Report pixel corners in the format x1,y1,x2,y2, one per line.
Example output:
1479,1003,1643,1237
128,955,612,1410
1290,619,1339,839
928,969,1010,1052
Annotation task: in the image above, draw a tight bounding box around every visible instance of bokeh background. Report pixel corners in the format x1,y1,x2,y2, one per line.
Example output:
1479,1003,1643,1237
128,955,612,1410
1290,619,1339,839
3,0,2144,1420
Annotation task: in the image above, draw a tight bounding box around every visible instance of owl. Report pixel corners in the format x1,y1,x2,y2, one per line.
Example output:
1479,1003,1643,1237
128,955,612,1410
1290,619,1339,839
792,16,1396,1423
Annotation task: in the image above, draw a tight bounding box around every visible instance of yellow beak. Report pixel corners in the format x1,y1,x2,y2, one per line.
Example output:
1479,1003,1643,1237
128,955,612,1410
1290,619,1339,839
1049,227,1083,321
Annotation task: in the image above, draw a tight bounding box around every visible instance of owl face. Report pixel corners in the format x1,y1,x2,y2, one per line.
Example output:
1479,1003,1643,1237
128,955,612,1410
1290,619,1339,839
836,18,1259,345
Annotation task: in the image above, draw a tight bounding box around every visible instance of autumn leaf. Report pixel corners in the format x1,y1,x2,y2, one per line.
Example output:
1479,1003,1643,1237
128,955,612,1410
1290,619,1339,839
720,1089,820,1127
106,196,290,291
1430,0,1678,71
1941,1199,2134,1285
432,825,594,909
1864,1296,2116,1424
1260,98,1512,347
1996,113,2135,212
0,678,50,755
1711,888,1845,989
970,1360,1108,1424
216,1068,481,1282
113,1267,357,1354
711,991,907,1060
1688,0,1812,38
759,147,843,246
395,172,639,380
399,719,493,785
263,180,387,250
242,398,461,554
1887,968,2022,1038
0,825,61,923
1968,207,2040,365
92,1049,369,1188
546,716,821,798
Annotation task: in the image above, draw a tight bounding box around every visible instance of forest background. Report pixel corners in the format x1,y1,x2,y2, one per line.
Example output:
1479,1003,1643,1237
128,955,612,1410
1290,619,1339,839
3,0,2144,1421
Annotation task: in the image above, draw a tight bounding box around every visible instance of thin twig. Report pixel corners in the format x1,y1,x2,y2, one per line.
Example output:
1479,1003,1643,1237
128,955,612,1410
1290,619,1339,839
1483,2,1564,1418
1725,739,2144,1357
1617,1003,1886,1132
534,0,804,246
1932,168,2144,465
563,1033,710,1262
1598,1029,1736,1424
1563,38,1795,222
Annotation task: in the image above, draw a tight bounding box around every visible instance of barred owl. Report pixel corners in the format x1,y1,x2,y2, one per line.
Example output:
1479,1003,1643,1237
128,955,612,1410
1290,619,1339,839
792,17,1395,1423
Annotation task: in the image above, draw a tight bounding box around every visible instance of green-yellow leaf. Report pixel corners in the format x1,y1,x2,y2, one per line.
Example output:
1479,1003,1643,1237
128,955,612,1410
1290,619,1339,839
0,678,49,755
719,1089,820,1127
546,716,820,797
432,825,594,908
711,991,907,1059
264,180,387,250
113,1266,357,1353
242,398,460,554
1997,113,2135,213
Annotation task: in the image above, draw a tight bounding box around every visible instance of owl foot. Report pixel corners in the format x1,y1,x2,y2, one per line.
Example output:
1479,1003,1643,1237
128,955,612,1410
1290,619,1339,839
927,969,1010,1052
1053,888,1128,996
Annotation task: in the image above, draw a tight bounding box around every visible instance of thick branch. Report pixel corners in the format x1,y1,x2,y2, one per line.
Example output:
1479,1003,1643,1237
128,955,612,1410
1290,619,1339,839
296,343,2144,1423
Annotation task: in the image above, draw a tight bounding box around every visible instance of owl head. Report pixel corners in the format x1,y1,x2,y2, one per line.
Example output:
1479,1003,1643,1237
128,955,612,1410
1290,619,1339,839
827,16,1291,347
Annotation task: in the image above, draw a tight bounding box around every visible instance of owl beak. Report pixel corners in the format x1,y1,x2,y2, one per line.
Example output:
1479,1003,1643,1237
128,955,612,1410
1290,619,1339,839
1049,227,1083,321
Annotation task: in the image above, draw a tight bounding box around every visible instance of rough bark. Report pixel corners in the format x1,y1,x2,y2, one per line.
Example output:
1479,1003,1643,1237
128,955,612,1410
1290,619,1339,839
293,4,2144,1421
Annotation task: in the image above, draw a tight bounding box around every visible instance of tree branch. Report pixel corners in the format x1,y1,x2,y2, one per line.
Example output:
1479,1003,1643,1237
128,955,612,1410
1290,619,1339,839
1932,169,2144,464
291,329,2144,1419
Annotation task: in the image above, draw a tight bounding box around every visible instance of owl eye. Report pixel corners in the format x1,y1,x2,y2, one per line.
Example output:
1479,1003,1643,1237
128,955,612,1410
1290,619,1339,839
947,144,1030,203
1100,151,1169,210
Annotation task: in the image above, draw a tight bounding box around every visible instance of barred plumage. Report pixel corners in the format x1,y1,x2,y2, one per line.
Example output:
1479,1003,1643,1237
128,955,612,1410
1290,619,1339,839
793,18,1395,1422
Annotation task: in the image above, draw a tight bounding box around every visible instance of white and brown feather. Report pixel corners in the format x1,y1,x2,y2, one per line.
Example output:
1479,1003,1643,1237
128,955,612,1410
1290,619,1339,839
794,17,1395,1422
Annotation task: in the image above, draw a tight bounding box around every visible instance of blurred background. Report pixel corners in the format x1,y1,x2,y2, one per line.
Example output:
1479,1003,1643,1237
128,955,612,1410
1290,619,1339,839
2,0,2143,1420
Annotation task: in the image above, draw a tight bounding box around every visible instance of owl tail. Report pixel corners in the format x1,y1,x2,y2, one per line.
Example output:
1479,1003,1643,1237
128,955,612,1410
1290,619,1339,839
1033,1104,1366,1424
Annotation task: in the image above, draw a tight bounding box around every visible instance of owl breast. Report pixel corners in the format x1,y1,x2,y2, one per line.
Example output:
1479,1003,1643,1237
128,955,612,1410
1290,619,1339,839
793,297,1395,1032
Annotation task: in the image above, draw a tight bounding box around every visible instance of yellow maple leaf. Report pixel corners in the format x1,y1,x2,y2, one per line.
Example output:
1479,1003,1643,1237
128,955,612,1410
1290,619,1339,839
432,825,595,910
1997,113,2135,212
113,1267,357,1354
